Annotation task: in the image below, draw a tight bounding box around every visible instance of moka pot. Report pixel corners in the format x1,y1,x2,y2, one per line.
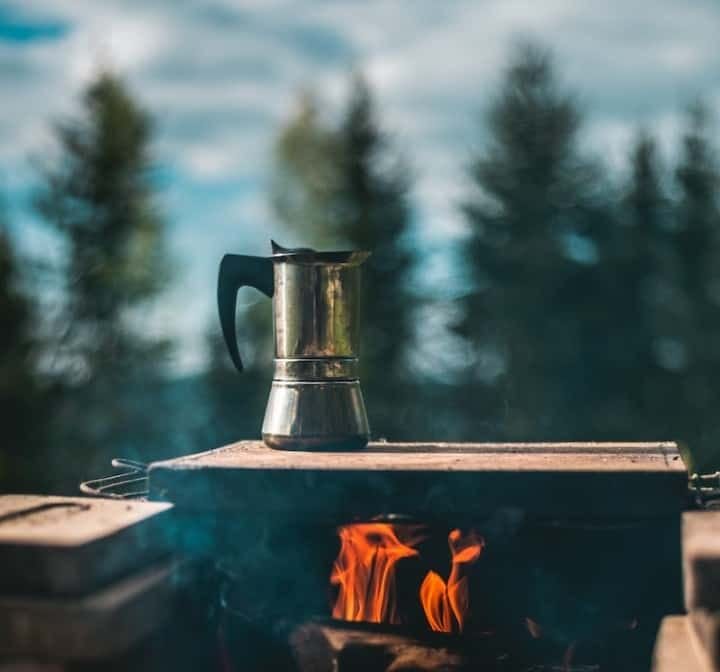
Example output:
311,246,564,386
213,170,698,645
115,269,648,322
217,241,371,450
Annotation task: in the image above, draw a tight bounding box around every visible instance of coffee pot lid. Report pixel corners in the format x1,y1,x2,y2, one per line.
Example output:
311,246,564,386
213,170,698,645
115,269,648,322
270,240,370,265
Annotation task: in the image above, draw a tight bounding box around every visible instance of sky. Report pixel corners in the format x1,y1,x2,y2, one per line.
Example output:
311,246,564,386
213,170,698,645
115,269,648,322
1,0,719,374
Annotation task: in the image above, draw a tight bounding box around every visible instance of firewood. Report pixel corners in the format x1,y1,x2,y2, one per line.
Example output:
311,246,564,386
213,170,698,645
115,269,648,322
290,621,468,671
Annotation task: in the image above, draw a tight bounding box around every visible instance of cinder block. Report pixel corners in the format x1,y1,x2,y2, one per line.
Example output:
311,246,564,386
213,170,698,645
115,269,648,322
0,495,174,595
0,559,179,661
684,512,720,612
690,610,720,671
652,615,709,672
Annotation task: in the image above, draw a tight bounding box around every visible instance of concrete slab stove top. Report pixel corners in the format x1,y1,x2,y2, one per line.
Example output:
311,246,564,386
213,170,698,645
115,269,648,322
148,441,687,521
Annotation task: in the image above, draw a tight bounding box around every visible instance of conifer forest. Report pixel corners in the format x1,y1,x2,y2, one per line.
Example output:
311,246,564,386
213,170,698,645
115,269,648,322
2,41,720,494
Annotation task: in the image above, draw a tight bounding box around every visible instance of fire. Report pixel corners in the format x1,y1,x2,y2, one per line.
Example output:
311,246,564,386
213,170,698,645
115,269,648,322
420,529,484,633
420,571,454,632
330,523,422,624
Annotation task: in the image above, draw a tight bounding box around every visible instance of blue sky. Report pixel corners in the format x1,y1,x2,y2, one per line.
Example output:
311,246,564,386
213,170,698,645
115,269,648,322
1,0,719,373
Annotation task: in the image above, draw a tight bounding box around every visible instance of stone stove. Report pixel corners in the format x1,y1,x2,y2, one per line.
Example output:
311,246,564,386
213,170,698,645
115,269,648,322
146,441,688,671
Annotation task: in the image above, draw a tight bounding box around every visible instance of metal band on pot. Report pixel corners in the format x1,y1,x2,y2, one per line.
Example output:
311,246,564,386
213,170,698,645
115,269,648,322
273,357,359,381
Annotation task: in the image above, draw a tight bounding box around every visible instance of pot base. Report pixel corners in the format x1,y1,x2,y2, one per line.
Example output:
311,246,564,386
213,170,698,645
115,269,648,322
261,379,370,452
262,433,369,451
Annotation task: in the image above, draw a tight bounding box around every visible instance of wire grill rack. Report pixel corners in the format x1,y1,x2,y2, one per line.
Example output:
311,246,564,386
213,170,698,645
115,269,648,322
80,458,149,500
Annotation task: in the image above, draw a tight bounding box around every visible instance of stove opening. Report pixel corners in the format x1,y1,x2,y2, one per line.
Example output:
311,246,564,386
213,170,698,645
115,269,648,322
214,511,672,672
315,518,649,671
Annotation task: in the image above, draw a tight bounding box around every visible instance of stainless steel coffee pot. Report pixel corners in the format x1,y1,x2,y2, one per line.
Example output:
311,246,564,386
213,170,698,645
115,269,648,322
217,241,371,450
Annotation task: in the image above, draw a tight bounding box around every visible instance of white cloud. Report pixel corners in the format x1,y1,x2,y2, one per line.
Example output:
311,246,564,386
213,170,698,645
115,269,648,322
2,0,720,372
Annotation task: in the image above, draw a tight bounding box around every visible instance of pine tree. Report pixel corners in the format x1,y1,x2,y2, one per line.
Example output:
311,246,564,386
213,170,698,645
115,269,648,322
676,103,719,301
608,131,676,440
0,217,46,490
203,94,330,448
36,72,170,378
333,76,414,417
271,91,343,246
458,43,609,439
673,102,720,470
203,94,332,447
35,71,172,487
270,75,415,438
203,300,274,446
624,132,665,272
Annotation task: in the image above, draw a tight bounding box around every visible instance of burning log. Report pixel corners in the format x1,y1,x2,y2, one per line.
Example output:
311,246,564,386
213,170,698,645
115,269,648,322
290,621,470,672
290,621,607,671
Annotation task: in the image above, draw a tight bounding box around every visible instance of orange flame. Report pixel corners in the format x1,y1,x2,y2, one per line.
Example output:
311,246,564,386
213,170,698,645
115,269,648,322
330,523,421,624
420,570,454,632
420,529,484,633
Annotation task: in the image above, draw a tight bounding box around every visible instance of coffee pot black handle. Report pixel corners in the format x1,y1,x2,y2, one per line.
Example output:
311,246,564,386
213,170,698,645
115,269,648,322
217,254,274,372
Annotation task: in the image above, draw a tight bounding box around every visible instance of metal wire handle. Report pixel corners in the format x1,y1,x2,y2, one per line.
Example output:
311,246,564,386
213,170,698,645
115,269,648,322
689,471,720,507
80,458,149,500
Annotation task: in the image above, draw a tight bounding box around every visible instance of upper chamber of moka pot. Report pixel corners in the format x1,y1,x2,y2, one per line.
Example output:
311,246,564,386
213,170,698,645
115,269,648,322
269,241,370,361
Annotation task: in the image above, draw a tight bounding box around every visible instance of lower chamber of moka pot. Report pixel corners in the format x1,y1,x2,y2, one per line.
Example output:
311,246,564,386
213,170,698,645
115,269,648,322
261,379,370,451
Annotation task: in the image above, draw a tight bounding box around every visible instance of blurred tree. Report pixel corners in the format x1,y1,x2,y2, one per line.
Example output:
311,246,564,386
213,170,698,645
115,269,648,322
199,96,332,448
0,215,49,491
270,74,415,438
333,75,415,436
203,299,274,447
36,72,170,376
35,71,173,490
672,102,720,470
611,131,676,439
201,92,332,446
676,104,719,302
458,42,612,439
203,100,334,449
271,91,343,244
622,132,666,306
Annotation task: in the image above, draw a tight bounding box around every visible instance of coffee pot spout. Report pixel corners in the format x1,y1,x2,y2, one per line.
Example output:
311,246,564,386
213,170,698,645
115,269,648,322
269,239,370,265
